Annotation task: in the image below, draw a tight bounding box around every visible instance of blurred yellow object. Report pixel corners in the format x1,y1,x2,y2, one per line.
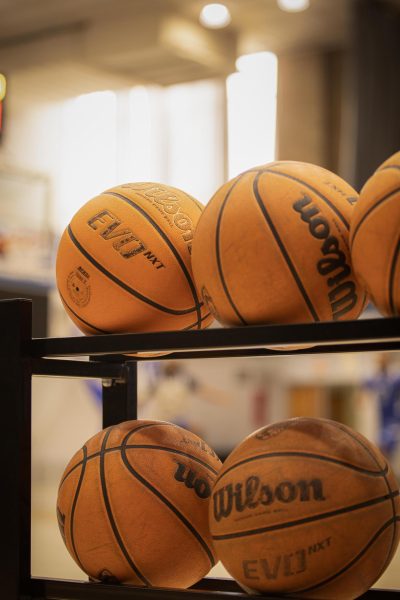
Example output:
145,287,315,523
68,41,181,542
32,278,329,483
0,74,6,101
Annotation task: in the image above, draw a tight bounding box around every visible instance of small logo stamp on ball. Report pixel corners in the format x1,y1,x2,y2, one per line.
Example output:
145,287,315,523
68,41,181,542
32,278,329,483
67,267,91,307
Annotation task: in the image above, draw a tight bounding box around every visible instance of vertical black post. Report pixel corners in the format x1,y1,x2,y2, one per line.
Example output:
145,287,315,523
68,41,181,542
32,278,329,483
0,299,32,599
102,360,138,428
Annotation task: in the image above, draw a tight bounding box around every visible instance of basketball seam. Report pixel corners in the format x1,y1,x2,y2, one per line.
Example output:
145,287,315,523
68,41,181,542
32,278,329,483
215,174,248,325
120,430,216,568
137,184,204,213
106,191,202,329
329,421,399,580
388,233,400,316
378,165,400,172
253,171,320,322
69,446,88,573
60,290,210,334
214,451,389,484
60,424,160,488
59,436,219,487
212,489,399,540
350,186,400,248
185,312,212,330
67,225,199,316
249,167,351,230
99,427,150,585
124,445,219,474
59,291,109,333
124,423,220,478
177,190,204,212
291,516,400,594
241,162,288,173
359,291,369,314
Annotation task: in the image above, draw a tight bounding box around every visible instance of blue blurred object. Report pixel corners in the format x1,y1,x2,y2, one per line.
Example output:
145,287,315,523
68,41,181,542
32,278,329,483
365,356,400,458
85,378,102,408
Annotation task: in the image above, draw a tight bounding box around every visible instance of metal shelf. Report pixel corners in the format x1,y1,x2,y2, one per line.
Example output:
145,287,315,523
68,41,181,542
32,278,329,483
1,298,399,599
29,577,397,599
29,315,400,359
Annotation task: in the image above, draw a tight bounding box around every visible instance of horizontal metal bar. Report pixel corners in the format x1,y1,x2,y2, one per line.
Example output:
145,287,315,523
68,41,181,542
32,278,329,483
191,578,244,592
360,591,400,598
136,341,400,361
29,577,400,599
28,318,400,358
30,577,289,599
31,358,127,380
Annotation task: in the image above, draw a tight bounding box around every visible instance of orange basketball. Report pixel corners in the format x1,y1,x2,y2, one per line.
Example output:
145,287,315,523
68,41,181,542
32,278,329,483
56,182,213,334
350,151,400,316
209,417,400,598
57,420,222,587
191,161,366,326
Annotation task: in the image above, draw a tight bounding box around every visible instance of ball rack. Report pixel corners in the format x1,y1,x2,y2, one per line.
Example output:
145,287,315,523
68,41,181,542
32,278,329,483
2,298,399,599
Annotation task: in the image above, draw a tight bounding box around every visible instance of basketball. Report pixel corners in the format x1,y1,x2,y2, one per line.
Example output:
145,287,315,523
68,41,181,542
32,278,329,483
57,419,222,587
56,182,213,334
209,417,400,598
350,151,400,316
191,161,366,326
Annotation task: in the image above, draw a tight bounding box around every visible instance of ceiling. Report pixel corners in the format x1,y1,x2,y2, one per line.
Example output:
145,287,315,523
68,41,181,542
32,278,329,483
0,0,354,53
0,0,399,91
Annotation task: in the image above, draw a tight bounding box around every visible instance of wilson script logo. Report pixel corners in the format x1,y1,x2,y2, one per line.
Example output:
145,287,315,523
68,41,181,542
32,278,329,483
121,183,195,253
174,462,212,499
293,194,358,319
213,476,326,522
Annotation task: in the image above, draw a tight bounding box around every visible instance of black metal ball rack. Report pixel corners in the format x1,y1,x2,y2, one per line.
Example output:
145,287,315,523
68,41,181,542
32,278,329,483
2,298,399,599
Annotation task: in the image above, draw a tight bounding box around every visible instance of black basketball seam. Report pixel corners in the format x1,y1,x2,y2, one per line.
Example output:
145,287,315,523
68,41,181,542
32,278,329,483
292,516,400,594
184,312,212,330
378,165,400,172
240,163,301,178
106,191,203,329
350,187,400,249
59,291,109,334
329,423,395,494
120,430,216,568
328,421,398,580
190,197,204,212
59,442,219,487
212,489,399,540
359,291,369,314
99,427,150,585
178,190,204,212
60,290,210,334
214,451,389,484
215,174,249,325
125,445,219,474
253,171,320,321
69,445,88,573
125,422,220,476
59,423,160,488
67,225,199,316
249,167,351,229
123,184,205,213
388,233,400,316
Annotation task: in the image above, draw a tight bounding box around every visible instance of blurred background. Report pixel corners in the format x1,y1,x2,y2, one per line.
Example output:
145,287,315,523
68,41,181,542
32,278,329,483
1,0,400,589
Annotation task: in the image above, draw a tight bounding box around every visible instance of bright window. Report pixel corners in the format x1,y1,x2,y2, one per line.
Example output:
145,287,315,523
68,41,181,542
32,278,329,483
227,51,278,178
58,91,117,228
